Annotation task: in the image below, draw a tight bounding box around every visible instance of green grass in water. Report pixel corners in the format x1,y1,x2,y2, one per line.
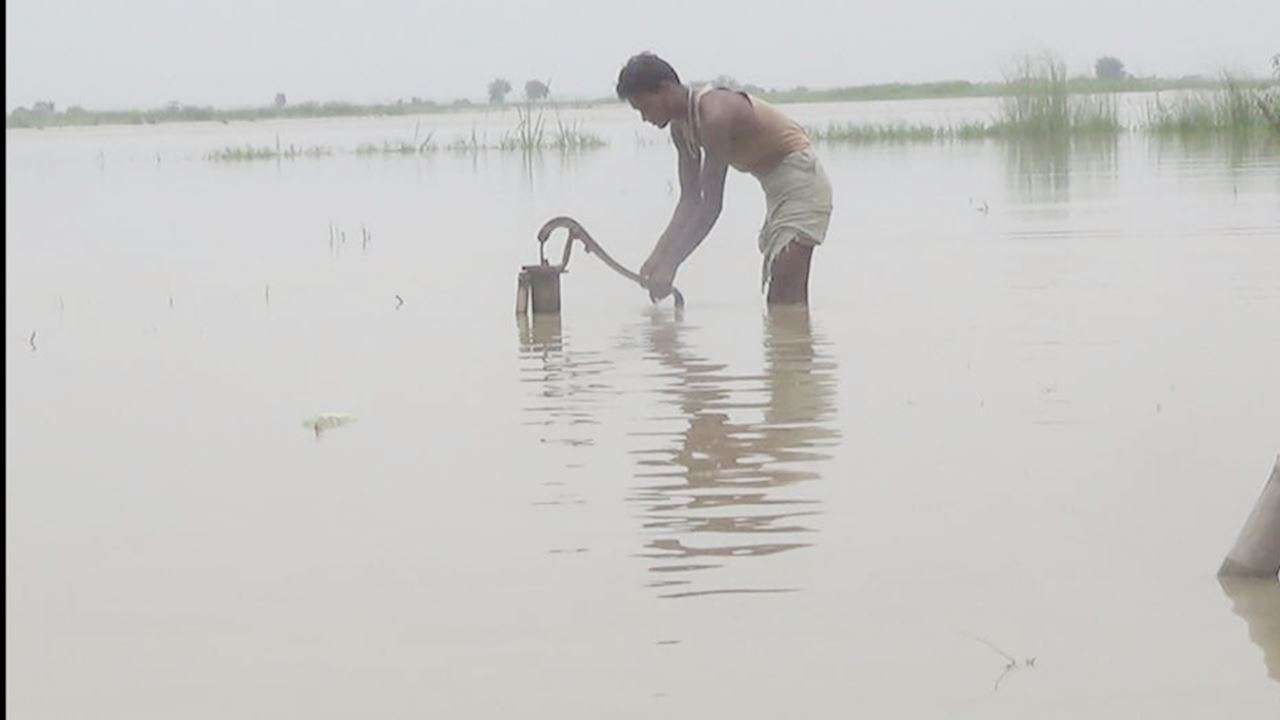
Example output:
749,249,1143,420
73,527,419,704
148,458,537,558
1145,74,1279,135
206,143,333,161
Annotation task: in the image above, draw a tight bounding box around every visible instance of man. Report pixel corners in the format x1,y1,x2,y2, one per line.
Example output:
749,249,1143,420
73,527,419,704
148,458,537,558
616,52,833,305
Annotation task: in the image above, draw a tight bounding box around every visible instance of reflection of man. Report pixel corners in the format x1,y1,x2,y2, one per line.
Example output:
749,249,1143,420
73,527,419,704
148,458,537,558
616,53,834,305
641,308,837,486
632,308,839,596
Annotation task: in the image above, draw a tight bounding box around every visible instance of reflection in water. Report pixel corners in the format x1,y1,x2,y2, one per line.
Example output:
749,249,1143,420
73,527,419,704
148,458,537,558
1004,135,1118,205
1148,131,1280,172
629,307,840,599
1219,577,1280,683
517,314,617,515
517,314,615,439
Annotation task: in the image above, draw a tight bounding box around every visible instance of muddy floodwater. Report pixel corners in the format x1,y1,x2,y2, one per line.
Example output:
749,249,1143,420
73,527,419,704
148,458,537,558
6,97,1280,717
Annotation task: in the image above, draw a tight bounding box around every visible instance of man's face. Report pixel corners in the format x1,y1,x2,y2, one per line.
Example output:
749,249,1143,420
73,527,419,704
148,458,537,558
627,91,670,129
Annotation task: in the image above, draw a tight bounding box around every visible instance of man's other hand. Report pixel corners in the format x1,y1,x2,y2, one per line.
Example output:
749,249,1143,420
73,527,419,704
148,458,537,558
640,252,677,303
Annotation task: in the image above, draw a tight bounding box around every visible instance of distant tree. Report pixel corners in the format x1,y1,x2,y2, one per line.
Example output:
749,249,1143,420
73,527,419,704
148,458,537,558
32,100,55,116
524,79,550,102
1095,56,1127,80
710,74,740,90
701,75,767,95
274,92,287,108
1272,53,1279,78
488,78,513,104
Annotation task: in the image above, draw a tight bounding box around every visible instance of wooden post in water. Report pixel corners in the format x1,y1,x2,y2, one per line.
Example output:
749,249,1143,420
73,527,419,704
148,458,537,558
1218,576,1280,681
1219,455,1280,579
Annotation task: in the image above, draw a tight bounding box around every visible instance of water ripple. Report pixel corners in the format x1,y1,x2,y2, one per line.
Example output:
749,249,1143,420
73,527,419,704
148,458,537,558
626,308,841,599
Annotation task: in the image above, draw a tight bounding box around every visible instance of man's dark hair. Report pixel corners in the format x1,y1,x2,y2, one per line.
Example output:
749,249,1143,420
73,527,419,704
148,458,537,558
616,52,681,99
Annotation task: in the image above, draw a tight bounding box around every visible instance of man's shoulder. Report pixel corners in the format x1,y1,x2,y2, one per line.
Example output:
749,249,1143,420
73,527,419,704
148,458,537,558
698,90,749,133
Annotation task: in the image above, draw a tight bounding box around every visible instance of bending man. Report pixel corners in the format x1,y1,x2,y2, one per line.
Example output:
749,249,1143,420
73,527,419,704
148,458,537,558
617,52,834,305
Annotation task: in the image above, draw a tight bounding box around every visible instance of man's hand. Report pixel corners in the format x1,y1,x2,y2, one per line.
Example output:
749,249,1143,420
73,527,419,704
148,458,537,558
640,247,678,303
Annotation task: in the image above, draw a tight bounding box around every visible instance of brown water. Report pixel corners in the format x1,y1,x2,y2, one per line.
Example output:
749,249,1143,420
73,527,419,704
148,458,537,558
6,99,1280,717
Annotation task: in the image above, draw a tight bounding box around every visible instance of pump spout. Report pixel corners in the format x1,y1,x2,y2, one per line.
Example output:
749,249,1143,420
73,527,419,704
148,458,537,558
532,216,685,310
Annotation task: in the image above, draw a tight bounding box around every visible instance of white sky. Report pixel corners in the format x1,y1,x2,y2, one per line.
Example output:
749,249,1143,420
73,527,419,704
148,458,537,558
6,0,1278,111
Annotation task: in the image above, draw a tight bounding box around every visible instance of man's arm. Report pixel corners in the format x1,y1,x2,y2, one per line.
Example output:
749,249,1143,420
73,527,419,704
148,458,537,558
642,136,701,275
641,100,737,299
667,152,727,266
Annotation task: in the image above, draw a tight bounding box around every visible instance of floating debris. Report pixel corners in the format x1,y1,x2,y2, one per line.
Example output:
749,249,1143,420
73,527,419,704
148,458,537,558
968,635,1036,692
302,412,357,437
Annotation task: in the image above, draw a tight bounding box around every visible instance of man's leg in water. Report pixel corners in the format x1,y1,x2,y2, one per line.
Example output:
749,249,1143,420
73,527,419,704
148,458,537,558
766,241,814,305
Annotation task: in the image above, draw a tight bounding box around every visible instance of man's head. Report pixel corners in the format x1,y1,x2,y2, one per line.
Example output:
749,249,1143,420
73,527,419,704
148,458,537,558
616,52,684,128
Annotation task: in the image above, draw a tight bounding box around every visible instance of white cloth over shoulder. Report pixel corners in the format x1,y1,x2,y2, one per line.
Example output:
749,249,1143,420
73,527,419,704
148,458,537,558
756,147,833,289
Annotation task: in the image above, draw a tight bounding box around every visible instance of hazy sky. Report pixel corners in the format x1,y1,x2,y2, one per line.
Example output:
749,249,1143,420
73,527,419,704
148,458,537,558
6,0,1278,110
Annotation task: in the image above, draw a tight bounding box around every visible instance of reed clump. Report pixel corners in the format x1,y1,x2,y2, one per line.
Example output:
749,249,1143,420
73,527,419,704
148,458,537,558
1145,73,1279,135
206,140,333,161
991,55,1122,138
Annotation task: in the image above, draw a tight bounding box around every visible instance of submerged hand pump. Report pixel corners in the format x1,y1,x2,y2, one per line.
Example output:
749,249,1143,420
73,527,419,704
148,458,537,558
516,216,685,315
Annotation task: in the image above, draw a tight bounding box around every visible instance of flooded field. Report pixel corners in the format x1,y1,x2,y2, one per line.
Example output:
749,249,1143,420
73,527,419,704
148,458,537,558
6,96,1280,717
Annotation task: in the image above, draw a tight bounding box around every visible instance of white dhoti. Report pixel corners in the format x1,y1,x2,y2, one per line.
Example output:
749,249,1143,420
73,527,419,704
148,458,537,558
756,147,833,290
